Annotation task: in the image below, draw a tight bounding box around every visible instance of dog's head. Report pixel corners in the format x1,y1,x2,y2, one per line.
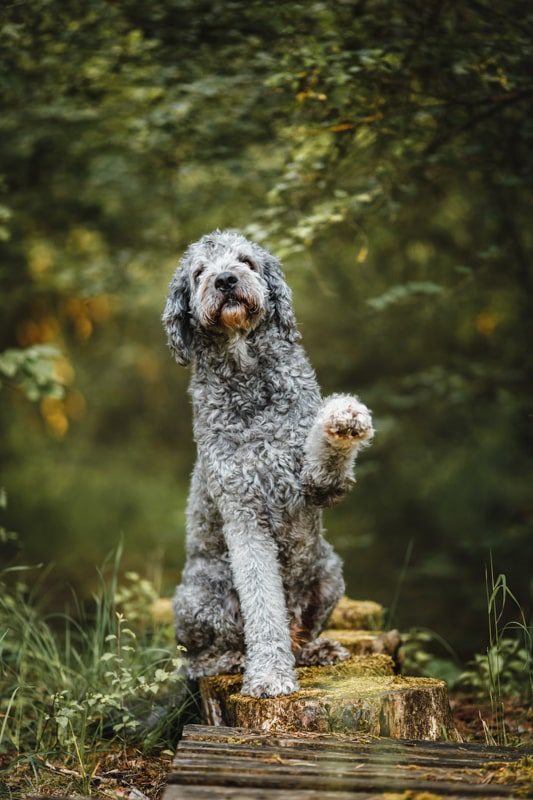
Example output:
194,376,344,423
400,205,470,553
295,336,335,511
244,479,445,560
162,230,298,365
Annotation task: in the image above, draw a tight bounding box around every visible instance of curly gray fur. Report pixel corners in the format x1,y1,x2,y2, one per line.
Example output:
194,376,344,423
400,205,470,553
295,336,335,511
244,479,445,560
162,230,374,698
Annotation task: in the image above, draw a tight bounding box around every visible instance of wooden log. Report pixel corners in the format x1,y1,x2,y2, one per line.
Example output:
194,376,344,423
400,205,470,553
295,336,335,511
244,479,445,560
199,655,459,741
327,597,384,631
322,628,401,662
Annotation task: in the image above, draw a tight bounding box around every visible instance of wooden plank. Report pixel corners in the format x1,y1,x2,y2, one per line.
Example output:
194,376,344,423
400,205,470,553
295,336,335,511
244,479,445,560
167,725,531,798
169,752,498,784
181,723,532,760
167,767,515,796
163,787,449,800
163,786,486,800
177,739,518,769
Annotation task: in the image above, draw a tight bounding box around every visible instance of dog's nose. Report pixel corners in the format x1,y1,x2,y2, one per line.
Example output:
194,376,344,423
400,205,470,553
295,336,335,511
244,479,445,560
215,272,239,293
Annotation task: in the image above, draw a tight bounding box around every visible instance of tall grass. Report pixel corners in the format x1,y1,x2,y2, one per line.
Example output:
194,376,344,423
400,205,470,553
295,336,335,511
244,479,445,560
458,556,532,746
0,546,191,794
389,536,532,746
484,557,532,746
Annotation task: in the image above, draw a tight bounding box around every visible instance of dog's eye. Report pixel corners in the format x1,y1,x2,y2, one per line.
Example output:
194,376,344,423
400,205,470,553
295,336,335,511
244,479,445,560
240,256,255,270
192,267,204,283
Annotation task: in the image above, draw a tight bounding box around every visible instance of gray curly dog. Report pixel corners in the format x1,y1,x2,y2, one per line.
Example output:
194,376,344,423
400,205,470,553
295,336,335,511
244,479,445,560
162,230,374,698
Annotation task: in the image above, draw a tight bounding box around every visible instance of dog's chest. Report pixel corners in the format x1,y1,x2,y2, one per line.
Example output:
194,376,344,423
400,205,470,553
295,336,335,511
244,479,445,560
193,369,311,432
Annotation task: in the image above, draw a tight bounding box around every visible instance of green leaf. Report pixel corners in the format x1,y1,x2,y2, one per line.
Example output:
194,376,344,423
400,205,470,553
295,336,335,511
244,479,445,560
100,652,116,662
367,282,444,311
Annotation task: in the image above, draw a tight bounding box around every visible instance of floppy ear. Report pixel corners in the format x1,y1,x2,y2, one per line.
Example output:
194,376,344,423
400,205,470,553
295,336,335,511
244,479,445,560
162,267,193,366
263,254,300,342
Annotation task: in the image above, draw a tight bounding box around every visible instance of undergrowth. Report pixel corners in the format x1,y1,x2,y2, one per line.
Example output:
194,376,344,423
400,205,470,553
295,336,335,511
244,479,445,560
0,541,192,798
401,563,532,746
457,559,533,746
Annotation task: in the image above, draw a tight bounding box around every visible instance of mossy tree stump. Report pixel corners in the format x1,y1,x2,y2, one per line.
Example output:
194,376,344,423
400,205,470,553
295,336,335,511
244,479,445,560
199,654,459,741
327,596,384,630
324,627,402,661
324,597,401,665
159,593,456,740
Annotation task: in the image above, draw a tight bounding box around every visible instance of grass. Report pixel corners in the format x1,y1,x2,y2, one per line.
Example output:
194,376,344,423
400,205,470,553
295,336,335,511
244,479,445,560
1,532,531,799
0,545,194,798
390,541,532,746
458,557,533,746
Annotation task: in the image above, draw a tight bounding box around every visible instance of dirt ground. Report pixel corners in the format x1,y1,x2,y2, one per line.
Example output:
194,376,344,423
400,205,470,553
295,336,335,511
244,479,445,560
2,695,532,799
0,747,170,800
450,692,533,746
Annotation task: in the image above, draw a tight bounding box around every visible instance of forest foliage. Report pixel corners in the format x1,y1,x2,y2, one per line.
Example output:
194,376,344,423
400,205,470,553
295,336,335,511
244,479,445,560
1,0,532,654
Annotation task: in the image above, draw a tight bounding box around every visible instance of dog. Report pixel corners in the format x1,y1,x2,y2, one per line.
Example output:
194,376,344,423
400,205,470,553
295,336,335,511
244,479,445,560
162,230,374,698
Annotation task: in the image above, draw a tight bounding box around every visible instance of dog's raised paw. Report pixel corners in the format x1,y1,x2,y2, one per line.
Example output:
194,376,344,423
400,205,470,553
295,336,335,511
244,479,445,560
241,671,299,699
322,396,374,446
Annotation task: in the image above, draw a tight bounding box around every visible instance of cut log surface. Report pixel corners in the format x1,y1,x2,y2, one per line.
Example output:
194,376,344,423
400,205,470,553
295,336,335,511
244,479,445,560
200,654,458,741
163,724,533,799
327,597,384,631
323,629,402,661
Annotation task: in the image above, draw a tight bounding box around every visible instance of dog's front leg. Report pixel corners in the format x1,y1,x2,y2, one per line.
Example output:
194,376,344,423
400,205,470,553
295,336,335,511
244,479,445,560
222,505,298,698
301,394,374,506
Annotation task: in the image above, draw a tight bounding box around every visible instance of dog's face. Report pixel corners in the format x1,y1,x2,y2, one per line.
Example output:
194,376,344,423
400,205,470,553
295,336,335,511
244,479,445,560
163,230,298,365
187,232,267,335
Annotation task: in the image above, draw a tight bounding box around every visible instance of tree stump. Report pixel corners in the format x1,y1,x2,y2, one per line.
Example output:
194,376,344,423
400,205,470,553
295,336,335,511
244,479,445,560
199,654,459,741
327,596,384,630
323,627,402,661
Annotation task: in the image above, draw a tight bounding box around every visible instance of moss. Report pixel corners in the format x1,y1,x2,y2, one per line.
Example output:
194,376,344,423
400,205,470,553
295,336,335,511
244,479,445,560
323,629,383,645
381,793,444,800
201,654,395,700
203,662,445,707
322,629,402,661
483,756,533,790
295,673,446,704
328,596,384,630
202,672,242,695
298,654,394,682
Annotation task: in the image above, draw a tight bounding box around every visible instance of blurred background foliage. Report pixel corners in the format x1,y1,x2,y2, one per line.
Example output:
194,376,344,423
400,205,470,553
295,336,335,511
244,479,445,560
1,0,532,656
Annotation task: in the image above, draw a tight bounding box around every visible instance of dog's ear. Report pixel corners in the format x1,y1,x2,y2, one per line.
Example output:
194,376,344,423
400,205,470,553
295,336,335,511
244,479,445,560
162,267,193,366
263,254,300,343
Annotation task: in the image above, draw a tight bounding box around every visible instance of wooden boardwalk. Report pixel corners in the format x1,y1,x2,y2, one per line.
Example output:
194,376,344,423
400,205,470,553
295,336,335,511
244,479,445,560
163,724,533,799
